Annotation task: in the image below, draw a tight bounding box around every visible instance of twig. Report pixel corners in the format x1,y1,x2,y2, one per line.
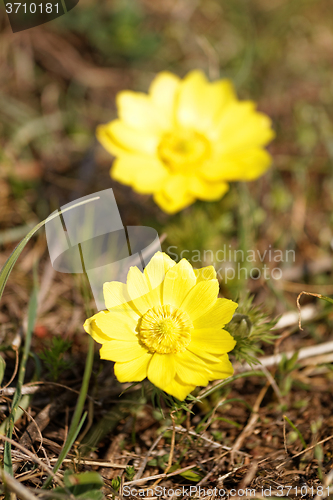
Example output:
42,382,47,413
2,345,19,390
283,417,288,455
217,466,243,484
277,434,333,469
134,431,166,480
0,434,64,486
230,382,269,465
169,425,250,456
165,411,176,473
0,467,39,500
0,380,96,399
234,340,333,373
260,364,283,402
297,292,322,330
48,458,129,468
123,464,198,487
297,291,333,330
150,411,177,490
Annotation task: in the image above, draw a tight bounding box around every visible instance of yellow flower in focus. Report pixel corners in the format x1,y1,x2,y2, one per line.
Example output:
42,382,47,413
97,70,274,213
84,252,238,400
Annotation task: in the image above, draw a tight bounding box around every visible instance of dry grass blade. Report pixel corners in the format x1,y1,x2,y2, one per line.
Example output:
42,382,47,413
230,382,270,465
0,467,39,500
277,434,333,469
0,434,64,486
297,291,333,330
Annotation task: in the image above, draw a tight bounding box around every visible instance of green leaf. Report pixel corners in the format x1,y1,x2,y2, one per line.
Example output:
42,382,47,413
0,356,5,386
179,469,203,482
111,476,121,492
64,471,104,488
53,471,105,499
284,415,307,449
125,466,135,481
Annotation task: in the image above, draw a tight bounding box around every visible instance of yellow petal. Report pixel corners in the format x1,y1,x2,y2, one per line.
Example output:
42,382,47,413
175,351,210,385
181,280,219,321
189,328,236,354
144,251,176,290
202,149,272,182
193,298,238,329
127,266,150,297
84,310,137,343
149,71,180,127
117,91,169,132
114,353,152,382
162,259,196,309
100,340,148,362
127,266,155,315
208,353,234,380
103,281,131,309
194,266,216,283
153,188,195,214
147,353,176,388
93,310,137,341
97,123,125,157
156,174,196,213
211,102,274,150
186,344,222,363
188,176,229,201
112,155,168,194
143,251,176,307
97,119,159,157
163,375,196,400
84,314,112,344
177,71,236,132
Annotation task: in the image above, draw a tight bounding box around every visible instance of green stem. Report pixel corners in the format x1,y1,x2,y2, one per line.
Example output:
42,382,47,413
197,370,266,400
284,415,307,449
319,295,333,305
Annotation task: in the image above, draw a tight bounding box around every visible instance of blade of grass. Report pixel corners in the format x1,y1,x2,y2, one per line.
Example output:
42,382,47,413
42,411,88,489
0,394,31,436
4,274,38,475
0,196,100,481
283,415,307,449
0,196,100,305
197,370,266,400
43,242,96,489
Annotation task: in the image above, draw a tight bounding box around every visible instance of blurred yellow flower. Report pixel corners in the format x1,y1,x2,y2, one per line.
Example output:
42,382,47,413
84,252,238,400
97,70,274,213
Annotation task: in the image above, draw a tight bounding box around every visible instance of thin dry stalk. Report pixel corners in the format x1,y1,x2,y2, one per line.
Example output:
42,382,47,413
230,382,270,465
0,434,63,486
277,434,333,469
0,467,39,500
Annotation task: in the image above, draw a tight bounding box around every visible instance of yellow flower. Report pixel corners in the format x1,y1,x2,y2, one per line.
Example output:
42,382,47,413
97,70,274,214
84,252,238,400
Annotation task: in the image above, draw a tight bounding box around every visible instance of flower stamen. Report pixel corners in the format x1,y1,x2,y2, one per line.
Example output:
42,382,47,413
139,304,193,354
158,129,211,173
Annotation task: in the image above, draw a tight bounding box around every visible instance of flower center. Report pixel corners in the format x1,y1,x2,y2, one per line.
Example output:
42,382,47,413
158,129,211,173
138,304,193,354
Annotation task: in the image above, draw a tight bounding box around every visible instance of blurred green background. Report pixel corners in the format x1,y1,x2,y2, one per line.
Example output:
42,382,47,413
1,0,333,325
